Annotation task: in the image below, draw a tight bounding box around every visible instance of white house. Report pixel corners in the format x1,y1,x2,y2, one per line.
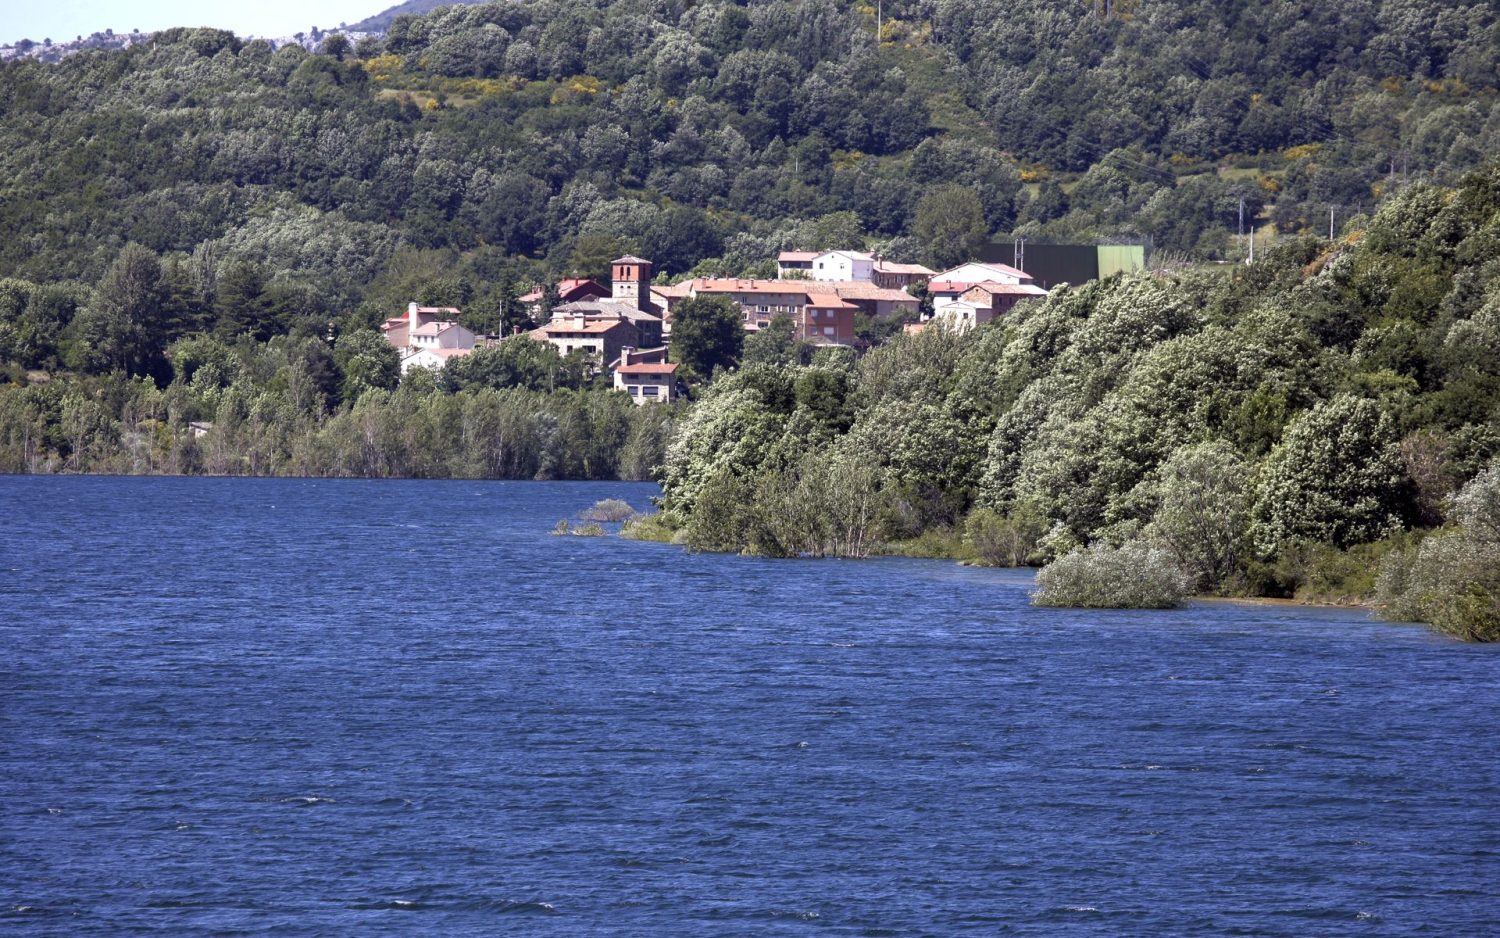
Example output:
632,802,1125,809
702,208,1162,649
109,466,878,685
613,360,679,404
811,250,875,283
938,304,984,333
401,346,473,374
931,261,1032,286
408,320,477,351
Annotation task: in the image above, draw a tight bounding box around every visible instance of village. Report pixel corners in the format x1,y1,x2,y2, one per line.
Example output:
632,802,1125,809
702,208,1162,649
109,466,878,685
378,249,1053,404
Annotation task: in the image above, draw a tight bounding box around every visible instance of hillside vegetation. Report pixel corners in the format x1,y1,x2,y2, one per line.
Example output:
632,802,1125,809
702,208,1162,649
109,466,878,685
0,0,1497,308
649,167,1500,638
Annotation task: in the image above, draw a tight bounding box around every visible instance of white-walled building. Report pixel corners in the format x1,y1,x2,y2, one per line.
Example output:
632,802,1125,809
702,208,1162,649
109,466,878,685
613,358,679,404
811,250,875,283
384,303,477,374
401,346,473,374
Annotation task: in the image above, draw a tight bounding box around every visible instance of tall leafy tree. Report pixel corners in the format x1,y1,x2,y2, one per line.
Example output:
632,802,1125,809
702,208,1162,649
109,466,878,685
74,243,169,378
669,296,744,379
913,186,988,270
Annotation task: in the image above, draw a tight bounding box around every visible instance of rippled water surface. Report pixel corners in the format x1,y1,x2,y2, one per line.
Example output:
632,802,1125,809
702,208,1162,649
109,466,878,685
3,476,1499,935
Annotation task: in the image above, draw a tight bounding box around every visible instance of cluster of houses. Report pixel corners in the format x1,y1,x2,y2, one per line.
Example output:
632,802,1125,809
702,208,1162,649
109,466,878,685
379,249,1053,403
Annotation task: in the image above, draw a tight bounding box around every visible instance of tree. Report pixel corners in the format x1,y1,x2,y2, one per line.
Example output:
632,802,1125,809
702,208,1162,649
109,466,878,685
1250,395,1410,556
320,33,351,60
643,206,723,275
742,313,810,367
74,243,169,378
440,338,589,393
568,233,635,282
334,330,400,402
669,296,744,379
1145,441,1251,590
214,260,276,340
913,185,988,270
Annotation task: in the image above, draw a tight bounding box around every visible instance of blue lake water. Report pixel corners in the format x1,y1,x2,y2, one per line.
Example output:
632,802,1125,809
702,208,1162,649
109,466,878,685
2,475,1498,935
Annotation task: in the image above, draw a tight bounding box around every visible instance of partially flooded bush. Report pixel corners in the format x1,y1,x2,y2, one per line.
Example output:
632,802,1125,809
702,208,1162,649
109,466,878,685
621,510,682,543
553,519,607,536
579,498,635,522
1378,466,1500,641
965,505,1046,567
1032,540,1194,609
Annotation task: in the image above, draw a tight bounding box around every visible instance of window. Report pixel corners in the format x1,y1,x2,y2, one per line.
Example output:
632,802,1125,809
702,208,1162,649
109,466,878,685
823,326,834,336
643,385,659,396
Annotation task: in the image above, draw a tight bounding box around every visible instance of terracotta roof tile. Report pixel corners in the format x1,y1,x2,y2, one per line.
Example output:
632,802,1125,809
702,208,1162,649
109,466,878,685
616,362,679,375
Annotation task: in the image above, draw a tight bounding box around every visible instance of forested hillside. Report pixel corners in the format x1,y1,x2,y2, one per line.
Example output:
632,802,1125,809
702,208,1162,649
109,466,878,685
1,0,1497,304
0,0,1497,494
647,167,1500,638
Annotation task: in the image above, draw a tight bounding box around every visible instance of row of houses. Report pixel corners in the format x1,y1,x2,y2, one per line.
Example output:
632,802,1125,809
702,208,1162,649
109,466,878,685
380,249,1055,403
380,258,682,404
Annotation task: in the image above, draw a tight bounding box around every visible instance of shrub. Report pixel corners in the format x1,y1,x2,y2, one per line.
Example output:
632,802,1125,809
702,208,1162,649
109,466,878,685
965,504,1046,567
620,511,682,543
1378,533,1500,642
1377,465,1500,642
578,498,635,522
571,522,606,537
1032,540,1194,609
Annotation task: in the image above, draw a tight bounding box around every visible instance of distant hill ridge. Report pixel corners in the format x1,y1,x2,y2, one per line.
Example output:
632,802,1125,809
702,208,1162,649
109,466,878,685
349,0,488,33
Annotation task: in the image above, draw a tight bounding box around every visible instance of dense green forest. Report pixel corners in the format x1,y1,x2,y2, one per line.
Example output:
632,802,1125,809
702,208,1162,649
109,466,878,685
2,0,1498,297
645,167,1500,639
1,0,1498,555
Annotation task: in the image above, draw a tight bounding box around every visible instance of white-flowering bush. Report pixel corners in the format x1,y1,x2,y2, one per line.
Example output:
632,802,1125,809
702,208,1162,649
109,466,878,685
1447,464,1500,542
1032,540,1194,609
1378,465,1500,642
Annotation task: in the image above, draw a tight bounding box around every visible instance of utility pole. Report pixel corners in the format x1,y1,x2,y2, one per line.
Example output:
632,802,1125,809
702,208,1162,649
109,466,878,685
876,0,882,42
1329,205,1336,242
1013,236,1026,274
1248,225,1255,265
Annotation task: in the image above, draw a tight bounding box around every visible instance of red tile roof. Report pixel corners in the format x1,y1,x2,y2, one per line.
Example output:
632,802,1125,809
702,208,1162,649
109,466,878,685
928,280,980,294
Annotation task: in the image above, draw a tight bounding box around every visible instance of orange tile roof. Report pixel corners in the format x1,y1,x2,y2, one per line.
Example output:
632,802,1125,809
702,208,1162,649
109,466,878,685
777,251,819,262
694,278,812,295
536,320,629,335
963,281,1049,296
410,320,464,337
803,281,919,302
874,261,935,275
938,262,1030,280
616,362,679,375
928,280,980,293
